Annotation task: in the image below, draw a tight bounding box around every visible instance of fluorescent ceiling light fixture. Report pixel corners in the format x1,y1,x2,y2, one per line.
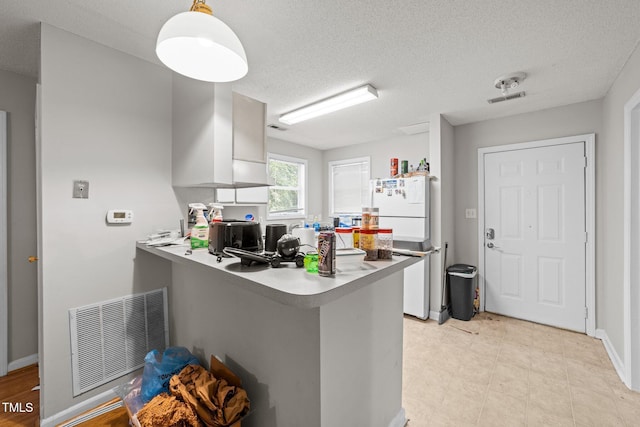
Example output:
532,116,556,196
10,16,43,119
279,85,378,125
156,0,248,82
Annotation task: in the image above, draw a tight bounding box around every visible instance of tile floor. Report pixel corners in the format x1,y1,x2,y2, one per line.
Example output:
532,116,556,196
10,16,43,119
402,312,640,427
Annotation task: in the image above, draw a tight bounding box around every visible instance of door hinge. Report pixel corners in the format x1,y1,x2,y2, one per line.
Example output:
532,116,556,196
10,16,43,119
584,307,588,319
584,156,588,168
584,232,588,243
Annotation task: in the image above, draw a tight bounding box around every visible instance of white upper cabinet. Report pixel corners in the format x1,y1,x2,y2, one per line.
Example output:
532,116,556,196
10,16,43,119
233,92,266,163
172,74,269,188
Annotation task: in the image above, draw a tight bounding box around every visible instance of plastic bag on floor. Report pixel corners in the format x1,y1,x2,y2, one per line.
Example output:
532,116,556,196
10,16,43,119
114,375,144,427
140,347,200,403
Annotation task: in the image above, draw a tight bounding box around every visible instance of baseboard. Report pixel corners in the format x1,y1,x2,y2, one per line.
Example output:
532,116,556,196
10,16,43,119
429,310,440,321
388,407,407,427
8,353,38,372
595,328,627,387
39,388,118,427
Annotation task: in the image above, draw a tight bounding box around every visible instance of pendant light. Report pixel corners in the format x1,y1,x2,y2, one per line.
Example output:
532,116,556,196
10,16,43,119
156,0,248,82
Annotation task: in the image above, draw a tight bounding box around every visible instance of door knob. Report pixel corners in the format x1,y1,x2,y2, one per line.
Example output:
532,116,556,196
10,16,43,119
487,242,500,249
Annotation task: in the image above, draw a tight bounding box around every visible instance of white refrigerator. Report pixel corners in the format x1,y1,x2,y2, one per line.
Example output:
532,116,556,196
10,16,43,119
371,175,431,319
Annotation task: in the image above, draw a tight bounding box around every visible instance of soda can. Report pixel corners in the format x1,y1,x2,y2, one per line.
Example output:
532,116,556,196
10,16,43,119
318,232,336,276
390,158,399,177
401,160,408,174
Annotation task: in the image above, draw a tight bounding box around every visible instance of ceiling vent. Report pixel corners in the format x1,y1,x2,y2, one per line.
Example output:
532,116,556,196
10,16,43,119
267,124,287,131
487,91,526,104
398,122,430,135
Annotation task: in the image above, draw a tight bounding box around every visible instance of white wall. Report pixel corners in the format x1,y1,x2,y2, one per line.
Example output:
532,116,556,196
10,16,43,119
322,133,429,219
0,69,37,364
429,115,455,315
601,42,640,358
39,24,181,418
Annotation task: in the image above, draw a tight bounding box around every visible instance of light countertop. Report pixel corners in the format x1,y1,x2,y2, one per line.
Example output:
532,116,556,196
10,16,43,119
136,242,422,308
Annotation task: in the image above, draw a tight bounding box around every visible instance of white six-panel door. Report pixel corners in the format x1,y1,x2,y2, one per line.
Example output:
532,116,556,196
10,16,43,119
484,142,586,332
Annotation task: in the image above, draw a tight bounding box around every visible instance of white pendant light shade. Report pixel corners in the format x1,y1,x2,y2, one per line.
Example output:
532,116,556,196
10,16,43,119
156,11,248,82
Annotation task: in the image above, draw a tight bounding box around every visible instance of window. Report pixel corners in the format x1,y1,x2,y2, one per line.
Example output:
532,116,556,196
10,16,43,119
267,153,307,220
328,157,370,216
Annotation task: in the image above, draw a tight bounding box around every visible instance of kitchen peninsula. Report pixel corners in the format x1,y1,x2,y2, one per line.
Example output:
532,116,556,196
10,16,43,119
137,242,421,427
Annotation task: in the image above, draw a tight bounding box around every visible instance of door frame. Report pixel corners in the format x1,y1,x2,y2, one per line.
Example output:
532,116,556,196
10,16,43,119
477,133,596,336
1,111,7,376
623,87,640,390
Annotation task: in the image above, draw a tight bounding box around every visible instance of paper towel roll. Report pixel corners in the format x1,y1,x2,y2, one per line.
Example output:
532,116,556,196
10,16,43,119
292,227,316,248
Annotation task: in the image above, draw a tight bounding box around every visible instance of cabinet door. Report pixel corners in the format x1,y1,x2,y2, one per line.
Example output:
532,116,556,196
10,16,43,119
216,188,236,203
236,187,269,204
233,93,266,163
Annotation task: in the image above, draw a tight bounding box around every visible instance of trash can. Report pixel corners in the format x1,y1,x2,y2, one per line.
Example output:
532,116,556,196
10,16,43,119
447,264,477,321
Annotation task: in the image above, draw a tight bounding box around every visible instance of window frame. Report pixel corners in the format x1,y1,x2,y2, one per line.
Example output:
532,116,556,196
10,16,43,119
328,156,371,217
266,153,308,220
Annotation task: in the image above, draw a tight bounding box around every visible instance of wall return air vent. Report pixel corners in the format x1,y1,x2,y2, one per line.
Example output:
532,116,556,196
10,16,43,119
69,288,169,396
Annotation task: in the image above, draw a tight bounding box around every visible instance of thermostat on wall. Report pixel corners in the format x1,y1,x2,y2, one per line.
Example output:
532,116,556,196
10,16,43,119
106,209,134,224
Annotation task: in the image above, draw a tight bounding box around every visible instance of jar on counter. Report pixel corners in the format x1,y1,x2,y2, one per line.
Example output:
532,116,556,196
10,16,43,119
361,207,371,229
362,207,379,230
370,207,379,230
335,227,353,249
377,228,393,260
352,226,361,249
360,229,378,261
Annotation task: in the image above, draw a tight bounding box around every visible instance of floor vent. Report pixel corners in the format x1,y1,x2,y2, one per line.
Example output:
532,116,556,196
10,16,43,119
69,288,168,396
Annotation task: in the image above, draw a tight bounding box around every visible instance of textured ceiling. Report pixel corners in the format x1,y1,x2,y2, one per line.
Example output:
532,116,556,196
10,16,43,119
1,0,640,149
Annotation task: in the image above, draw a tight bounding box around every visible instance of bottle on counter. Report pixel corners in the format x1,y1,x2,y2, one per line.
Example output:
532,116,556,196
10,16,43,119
189,203,209,249
209,204,224,222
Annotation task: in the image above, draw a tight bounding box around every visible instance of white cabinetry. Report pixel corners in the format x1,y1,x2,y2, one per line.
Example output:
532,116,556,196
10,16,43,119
172,75,269,188
215,187,269,205
233,92,266,163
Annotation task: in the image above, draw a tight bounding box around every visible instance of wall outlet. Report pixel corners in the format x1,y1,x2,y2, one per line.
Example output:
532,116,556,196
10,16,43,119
465,208,477,219
73,180,89,199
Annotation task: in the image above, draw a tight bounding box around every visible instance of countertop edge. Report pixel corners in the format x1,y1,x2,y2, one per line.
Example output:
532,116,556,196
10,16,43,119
136,243,423,309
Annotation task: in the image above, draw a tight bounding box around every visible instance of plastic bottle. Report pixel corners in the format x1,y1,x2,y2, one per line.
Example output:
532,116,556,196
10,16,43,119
208,204,224,223
189,203,209,249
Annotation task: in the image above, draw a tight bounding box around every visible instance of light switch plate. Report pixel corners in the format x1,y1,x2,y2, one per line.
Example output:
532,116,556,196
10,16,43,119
73,180,89,199
465,208,477,219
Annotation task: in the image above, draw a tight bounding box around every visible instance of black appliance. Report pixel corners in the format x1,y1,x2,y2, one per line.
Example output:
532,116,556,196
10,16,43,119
209,221,263,255
265,224,287,254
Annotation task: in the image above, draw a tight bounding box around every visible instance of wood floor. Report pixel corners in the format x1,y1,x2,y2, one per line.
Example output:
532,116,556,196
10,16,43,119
0,365,39,426
0,365,129,427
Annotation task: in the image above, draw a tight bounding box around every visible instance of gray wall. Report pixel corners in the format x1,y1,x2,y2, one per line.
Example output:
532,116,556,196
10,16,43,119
600,42,640,357
453,99,603,331
322,133,430,219
39,24,180,418
0,69,38,363
453,99,603,266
